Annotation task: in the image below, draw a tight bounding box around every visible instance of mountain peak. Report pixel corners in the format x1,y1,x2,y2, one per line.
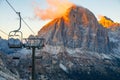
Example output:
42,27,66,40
98,16,120,28
38,5,111,53
61,5,98,26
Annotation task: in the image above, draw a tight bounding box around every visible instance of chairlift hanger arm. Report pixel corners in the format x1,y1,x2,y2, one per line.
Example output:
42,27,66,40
6,0,21,32
13,12,21,32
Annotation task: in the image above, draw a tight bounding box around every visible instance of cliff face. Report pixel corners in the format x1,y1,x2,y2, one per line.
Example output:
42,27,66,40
0,52,19,80
38,6,111,53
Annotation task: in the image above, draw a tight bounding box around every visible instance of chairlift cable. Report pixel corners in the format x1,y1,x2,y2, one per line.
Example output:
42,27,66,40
0,28,8,36
6,0,17,13
6,0,35,35
21,18,35,35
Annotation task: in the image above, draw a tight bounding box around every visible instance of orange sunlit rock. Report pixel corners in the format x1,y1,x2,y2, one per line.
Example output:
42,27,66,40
98,16,120,28
34,0,74,20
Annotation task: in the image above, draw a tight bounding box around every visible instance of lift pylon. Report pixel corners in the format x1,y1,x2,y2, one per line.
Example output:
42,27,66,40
23,36,45,80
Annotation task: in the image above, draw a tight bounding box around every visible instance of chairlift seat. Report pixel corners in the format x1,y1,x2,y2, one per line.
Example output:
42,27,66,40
12,57,20,60
8,38,22,48
9,35,20,37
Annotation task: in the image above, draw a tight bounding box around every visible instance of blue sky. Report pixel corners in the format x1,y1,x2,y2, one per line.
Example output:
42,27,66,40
0,0,120,39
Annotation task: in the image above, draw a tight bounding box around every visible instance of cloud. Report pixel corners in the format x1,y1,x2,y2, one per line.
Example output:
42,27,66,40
34,0,74,20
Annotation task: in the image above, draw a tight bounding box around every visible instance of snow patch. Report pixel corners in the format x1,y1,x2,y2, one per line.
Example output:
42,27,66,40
0,71,19,80
9,48,31,59
109,37,118,42
59,63,68,73
66,48,76,54
42,45,61,54
0,77,6,80
101,54,111,59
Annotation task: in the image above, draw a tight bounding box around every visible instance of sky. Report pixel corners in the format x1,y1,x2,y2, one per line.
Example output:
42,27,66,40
0,0,120,39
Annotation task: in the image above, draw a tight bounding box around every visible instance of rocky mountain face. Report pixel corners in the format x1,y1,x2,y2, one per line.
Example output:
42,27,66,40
35,5,120,80
0,51,20,80
38,6,111,53
10,50,120,80
108,26,120,54
98,16,120,53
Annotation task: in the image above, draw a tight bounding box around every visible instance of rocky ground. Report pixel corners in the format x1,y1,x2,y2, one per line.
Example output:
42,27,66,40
8,50,120,80
0,51,20,80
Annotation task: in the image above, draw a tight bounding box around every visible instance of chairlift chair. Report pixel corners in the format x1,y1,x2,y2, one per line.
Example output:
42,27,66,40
8,12,23,48
8,31,23,48
12,56,20,60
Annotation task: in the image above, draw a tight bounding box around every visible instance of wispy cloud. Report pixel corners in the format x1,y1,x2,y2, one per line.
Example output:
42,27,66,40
34,0,74,20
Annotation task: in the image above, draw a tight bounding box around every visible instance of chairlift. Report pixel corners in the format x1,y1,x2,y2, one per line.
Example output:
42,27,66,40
8,12,23,48
29,65,32,68
12,56,20,60
8,31,23,48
